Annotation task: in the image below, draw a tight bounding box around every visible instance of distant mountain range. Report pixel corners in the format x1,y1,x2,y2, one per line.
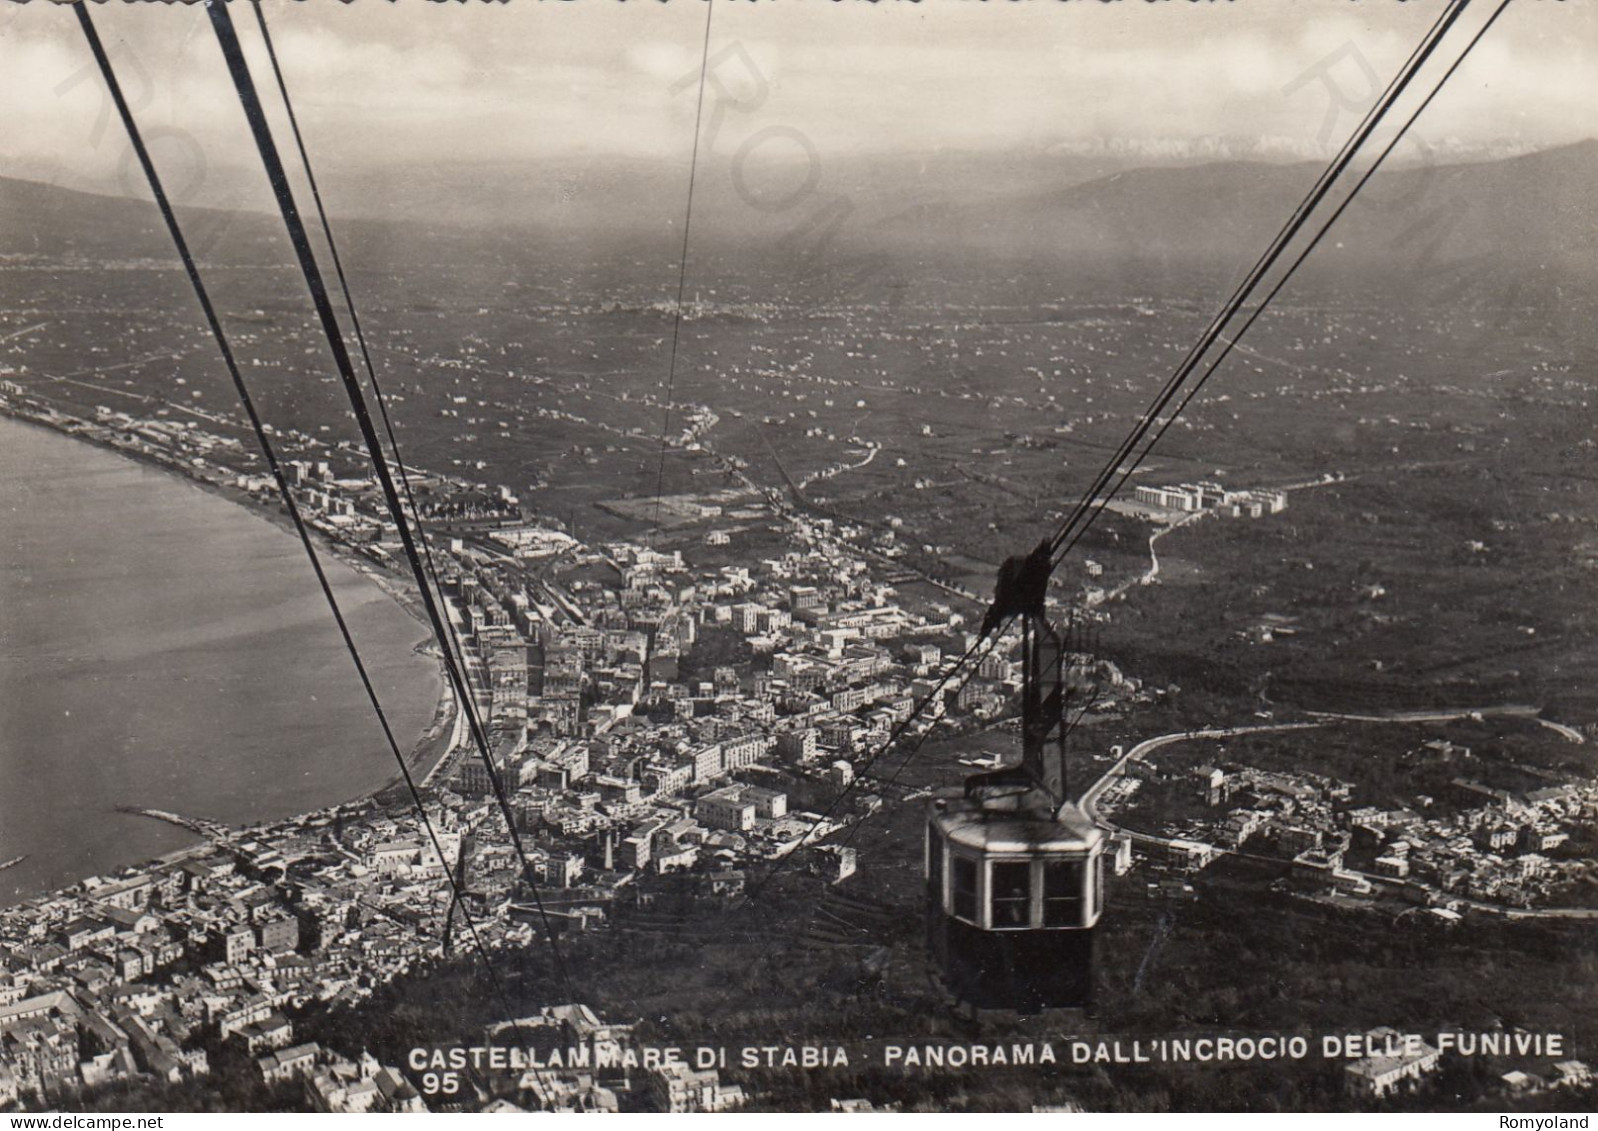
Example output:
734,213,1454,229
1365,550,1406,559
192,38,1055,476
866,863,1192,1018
0,175,280,263
2,140,1592,285
867,140,1598,279
1040,133,1540,166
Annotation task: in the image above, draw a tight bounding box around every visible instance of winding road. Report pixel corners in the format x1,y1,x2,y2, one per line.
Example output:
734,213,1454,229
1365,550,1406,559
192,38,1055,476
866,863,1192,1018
1077,707,1598,920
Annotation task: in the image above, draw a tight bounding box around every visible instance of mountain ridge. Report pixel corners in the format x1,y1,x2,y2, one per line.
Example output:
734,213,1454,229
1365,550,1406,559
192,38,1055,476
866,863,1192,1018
2,140,1592,280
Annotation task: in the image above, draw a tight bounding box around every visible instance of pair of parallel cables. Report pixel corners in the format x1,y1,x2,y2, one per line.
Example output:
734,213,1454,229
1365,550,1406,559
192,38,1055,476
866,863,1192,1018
741,0,1513,911
74,1,578,1102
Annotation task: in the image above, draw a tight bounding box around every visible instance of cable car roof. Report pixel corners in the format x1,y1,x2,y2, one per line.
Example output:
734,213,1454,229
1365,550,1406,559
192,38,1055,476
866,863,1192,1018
932,796,1104,856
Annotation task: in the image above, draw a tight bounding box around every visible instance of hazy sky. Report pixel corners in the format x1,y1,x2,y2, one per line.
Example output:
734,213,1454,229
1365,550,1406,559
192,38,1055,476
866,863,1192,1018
1,0,1592,200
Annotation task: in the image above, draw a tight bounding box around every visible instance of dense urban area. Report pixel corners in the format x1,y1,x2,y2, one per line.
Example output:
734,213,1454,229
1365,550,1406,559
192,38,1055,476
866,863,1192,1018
3,373,1596,1112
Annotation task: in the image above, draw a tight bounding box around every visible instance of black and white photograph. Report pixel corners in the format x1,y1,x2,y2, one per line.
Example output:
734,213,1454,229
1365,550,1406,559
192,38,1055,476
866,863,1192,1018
0,0,1595,1116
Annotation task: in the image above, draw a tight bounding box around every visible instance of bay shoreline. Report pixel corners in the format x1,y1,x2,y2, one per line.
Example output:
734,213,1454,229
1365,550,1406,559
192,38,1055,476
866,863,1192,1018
0,406,459,900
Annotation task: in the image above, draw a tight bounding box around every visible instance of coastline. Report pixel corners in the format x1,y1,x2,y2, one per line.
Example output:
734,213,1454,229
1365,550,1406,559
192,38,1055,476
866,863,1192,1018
0,405,458,899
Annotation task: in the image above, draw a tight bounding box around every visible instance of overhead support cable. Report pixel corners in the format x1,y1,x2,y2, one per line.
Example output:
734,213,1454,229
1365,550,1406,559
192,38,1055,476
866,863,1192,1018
203,0,574,1001
747,0,1511,919
248,0,489,798
1043,0,1475,574
649,0,717,543
740,625,1003,910
72,7,548,1104
1054,0,1515,565
744,623,1009,975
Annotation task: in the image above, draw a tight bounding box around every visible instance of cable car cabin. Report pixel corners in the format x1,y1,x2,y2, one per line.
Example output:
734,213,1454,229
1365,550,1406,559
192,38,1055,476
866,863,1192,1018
925,608,1105,1011
926,785,1103,1011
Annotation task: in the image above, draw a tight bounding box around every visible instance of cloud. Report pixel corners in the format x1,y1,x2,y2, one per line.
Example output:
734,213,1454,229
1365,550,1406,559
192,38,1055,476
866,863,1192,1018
0,0,1590,197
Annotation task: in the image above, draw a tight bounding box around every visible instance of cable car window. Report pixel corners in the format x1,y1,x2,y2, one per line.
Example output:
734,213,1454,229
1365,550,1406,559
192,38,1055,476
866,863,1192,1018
1043,860,1083,927
1092,854,1103,919
990,861,1032,928
952,855,978,922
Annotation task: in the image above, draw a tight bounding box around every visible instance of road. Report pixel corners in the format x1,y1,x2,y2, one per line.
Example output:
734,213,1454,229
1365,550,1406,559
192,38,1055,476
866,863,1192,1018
1097,510,1202,604
799,439,880,490
1078,707,1598,920
1078,720,1321,824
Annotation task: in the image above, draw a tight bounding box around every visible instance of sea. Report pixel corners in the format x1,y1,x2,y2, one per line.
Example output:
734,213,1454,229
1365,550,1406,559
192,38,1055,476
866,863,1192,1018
0,416,444,906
